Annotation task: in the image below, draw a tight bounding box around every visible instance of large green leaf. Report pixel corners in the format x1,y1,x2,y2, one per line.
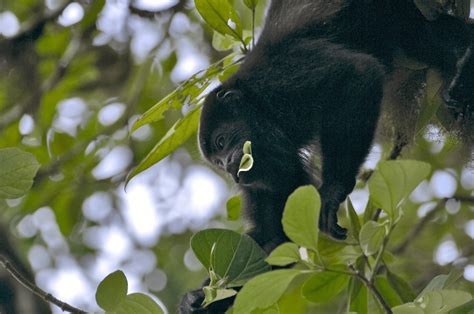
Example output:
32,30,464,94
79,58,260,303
191,229,271,287
393,290,472,314
375,276,403,308
387,271,416,303
368,160,431,219
115,293,164,314
233,269,302,314
266,242,300,266
195,0,243,41
282,185,320,252
127,106,201,184
359,221,385,256
302,270,349,303
96,270,128,312
0,148,40,199
349,276,368,314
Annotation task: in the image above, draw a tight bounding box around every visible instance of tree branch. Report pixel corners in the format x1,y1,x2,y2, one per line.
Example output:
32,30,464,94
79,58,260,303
349,265,393,314
0,256,86,314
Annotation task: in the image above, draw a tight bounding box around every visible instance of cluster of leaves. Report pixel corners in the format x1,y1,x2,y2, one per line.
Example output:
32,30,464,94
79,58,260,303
190,161,473,313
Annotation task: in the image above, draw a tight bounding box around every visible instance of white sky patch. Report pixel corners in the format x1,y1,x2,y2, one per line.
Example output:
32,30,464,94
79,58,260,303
460,167,474,190
98,103,126,126
0,11,20,37
363,144,382,170
37,267,95,313
121,182,163,246
349,188,369,214
464,265,474,282
434,240,459,266
58,2,84,27
92,145,133,179
430,170,457,199
465,220,474,239
171,39,209,82
19,114,35,135
53,97,88,136
133,0,179,11
82,192,113,222
417,201,437,218
410,180,433,203
227,18,237,30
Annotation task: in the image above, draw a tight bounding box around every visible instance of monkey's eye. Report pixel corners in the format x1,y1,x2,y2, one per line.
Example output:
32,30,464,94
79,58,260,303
215,135,225,150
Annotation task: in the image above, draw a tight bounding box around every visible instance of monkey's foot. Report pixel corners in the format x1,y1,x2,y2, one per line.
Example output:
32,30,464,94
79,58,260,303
319,208,347,240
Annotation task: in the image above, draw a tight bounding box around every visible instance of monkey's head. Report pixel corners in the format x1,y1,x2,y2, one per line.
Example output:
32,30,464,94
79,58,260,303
198,87,254,184
198,86,306,192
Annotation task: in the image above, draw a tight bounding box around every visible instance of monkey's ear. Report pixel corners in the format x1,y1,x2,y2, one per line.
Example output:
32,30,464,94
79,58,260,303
216,89,242,104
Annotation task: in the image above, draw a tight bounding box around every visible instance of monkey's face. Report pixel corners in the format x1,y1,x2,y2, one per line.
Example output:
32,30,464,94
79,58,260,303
198,87,259,185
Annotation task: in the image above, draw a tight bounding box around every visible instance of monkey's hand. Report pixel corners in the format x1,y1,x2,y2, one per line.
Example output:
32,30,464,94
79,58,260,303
319,199,348,240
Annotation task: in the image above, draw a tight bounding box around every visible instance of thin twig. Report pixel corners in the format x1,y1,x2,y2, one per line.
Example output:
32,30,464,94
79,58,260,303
0,255,86,313
349,265,393,314
393,195,474,254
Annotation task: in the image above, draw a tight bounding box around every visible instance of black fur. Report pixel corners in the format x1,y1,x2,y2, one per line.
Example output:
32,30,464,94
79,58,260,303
182,1,474,312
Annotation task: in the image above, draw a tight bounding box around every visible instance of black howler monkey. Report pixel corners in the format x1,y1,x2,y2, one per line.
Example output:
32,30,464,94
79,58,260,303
180,0,473,312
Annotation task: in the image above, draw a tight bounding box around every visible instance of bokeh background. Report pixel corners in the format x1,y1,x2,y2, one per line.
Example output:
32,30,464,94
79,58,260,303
0,0,473,313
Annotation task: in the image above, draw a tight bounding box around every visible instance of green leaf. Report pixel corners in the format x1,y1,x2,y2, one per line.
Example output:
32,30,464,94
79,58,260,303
393,290,472,314
418,274,449,297
392,303,425,314
347,198,361,240
348,276,368,314
237,153,253,176
359,221,385,256
130,52,241,133
282,185,320,252
130,90,180,133
302,270,349,303
386,271,416,303
243,140,252,154
243,0,259,9
195,0,243,41
127,106,201,184
226,195,241,221
0,148,40,199
233,269,302,314
416,290,472,313
115,293,164,314
191,229,271,287
368,160,431,219
374,276,403,307
266,242,300,266
95,270,128,311
450,299,474,314
203,287,237,307
212,31,238,51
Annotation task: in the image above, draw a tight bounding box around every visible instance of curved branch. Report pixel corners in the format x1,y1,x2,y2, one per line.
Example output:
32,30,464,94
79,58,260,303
0,256,86,314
